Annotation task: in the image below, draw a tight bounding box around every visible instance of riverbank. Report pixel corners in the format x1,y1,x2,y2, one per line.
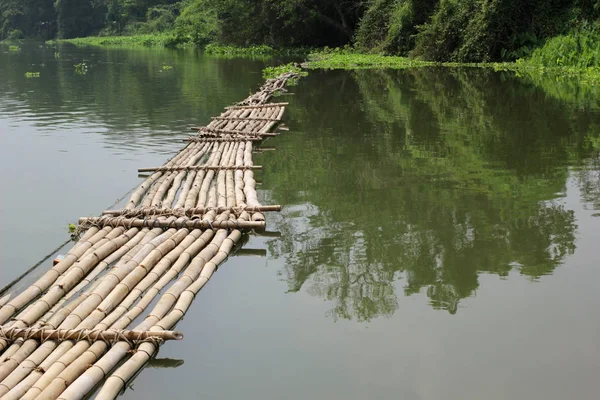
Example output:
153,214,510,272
44,31,600,87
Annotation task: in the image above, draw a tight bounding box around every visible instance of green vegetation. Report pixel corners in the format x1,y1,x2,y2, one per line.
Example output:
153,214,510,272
3,0,597,68
305,48,600,87
262,63,307,86
263,63,305,79
24,71,39,78
204,44,310,57
529,21,600,68
74,62,88,75
8,44,19,51
49,33,182,48
205,44,275,56
306,49,452,69
355,0,599,62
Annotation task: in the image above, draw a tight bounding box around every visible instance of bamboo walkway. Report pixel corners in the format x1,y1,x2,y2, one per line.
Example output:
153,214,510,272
0,72,298,399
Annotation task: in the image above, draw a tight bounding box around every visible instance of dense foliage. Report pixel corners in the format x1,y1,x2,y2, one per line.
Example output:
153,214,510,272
1,0,599,62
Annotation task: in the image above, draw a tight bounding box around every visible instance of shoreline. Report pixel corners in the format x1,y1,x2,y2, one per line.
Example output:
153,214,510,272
5,35,597,86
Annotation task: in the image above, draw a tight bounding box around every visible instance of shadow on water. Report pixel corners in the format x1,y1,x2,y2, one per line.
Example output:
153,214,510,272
263,67,600,320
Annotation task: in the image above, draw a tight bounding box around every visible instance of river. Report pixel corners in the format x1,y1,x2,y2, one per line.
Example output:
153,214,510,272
1,42,599,400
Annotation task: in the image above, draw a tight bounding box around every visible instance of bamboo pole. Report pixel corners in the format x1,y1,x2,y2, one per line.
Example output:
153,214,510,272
0,327,183,342
34,218,231,399
12,224,176,397
0,294,11,308
47,122,249,400
0,227,106,325
66,227,241,400
137,165,263,173
77,217,265,230
191,127,278,137
186,136,263,142
91,227,245,400
101,205,281,217
211,116,280,122
10,225,197,399
225,102,288,109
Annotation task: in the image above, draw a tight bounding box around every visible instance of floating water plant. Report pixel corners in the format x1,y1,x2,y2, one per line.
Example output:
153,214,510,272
161,65,173,71
74,62,88,75
24,72,40,78
8,45,20,52
54,52,60,59
262,63,307,87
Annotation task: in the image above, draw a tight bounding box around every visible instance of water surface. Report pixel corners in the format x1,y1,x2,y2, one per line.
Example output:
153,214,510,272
1,43,599,400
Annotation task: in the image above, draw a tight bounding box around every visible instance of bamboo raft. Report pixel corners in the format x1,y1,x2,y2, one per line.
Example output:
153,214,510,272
0,72,298,399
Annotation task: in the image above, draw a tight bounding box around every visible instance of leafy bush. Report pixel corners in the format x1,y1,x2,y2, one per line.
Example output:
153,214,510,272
529,21,600,68
355,0,437,55
174,0,219,46
7,29,24,40
412,0,578,62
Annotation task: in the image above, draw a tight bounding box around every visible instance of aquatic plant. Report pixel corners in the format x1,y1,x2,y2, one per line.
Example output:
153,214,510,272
161,65,173,71
74,63,88,75
52,34,184,48
205,44,274,55
54,52,60,59
25,72,40,78
262,63,307,87
8,45,20,52
262,63,304,78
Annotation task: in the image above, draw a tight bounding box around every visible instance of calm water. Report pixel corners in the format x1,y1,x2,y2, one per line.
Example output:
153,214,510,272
1,43,599,400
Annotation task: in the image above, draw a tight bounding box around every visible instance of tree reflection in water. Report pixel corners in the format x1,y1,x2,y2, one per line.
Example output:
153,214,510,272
265,68,598,320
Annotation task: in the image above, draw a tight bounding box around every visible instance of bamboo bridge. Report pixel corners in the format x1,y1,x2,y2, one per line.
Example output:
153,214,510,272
0,73,299,399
